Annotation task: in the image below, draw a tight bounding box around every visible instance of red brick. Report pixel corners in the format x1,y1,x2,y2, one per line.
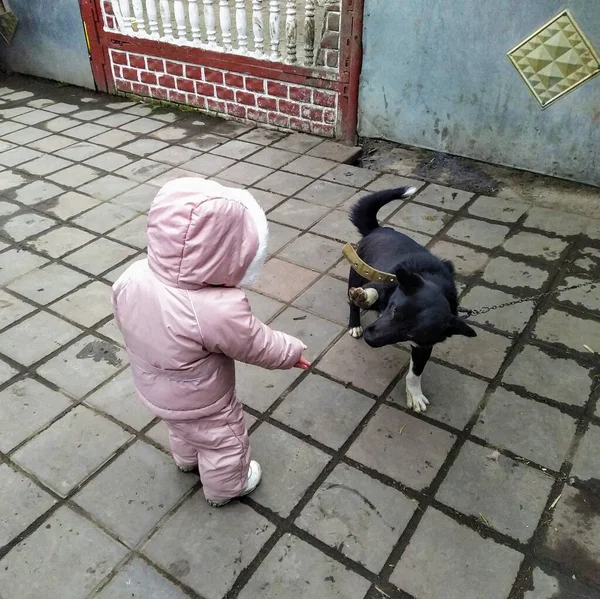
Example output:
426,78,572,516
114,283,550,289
311,122,335,137
129,55,146,69
313,90,336,108
227,103,247,118
122,67,139,82
186,65,203,80
195,82,215,97
132,82,150,96
207,98,226,113
225,73,244,88
289,86,311,103
267,82,288,98
278,100,300,117
147,58,165,72
323,109,336,124
216,86,234,101
301,105,323,121
268,112,289,128
112,52,128,66
247,108,268,124
166,61,184,76
117,80,133,93
151,86,169,101
168,90,187,104
140,71,158,85
113,66,123,79
187,95,207,110
158,74,176,89
289,118,312,134
245,77,265,93
204,68,224,84
177,78,195,93
236,91,256,106
257,96,277,110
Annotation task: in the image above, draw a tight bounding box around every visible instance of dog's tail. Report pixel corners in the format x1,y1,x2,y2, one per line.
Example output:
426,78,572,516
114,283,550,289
350,186,417,236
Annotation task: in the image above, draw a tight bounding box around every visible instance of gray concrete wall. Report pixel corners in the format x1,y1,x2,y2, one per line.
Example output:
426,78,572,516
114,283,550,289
358,0,600,187
0,0,94,89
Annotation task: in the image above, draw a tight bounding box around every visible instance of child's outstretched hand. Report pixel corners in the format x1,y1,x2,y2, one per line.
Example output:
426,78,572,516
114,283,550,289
294,356,311,370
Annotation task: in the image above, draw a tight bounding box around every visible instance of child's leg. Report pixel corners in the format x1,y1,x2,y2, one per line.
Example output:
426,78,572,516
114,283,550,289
165,423,198,471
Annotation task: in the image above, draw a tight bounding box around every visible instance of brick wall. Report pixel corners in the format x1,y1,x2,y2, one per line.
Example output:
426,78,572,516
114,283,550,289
109,49,338,137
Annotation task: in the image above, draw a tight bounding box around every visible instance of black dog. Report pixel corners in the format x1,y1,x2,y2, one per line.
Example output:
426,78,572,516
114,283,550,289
347,187,476,412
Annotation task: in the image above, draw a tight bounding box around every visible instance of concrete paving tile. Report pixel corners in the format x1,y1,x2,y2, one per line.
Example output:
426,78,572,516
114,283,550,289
246,146,298,168
148,145,201,166
103,255,145,284
147,167,202,188
0,248,48,285
143,495,274,599
180,153,234,176
446,218,510,249
94,112,140,128
503,231,568,260
278,232,342,271
534,308,600,353
265,221,299,255
51,281,112,327
73,202,138,234
8,263,87,305
283,155,338,177
9,180,67,206
473,388,576,470
502,344,593,407
12,405,132,496
268,198,329,229
322,163,378,188
540,485,600,585
296,462,416,572
74,440,196,546
389,202,452,235
319,334,409,395
0,377,72,452
0,200,17,217
90,128,138,148
114,159,170,183
37,335,127,398
78,174,138,201
0,147,42,167
243,289,284,322
211,139,261,159
0,463,57,546
483,256,550,291
96,319,124,347
307,139,362,163
84,369,154,430
239,533,370,599
556,275,600,314
414,183,474,211
273,132,323,153
44,102,79,114
54,140,106,161
237,128,286,146
72,108,110,121
273,374,373,449
64,238,137,275
250,422,330,516
468,195,528,222
348,405,456,489
31,226,96,258
2,212,56,241
0,122,25,137
569,245,600,278
27,133,76,153
120,117,165,134
218,161,273,185
390,361,488,429
236,362,301,412
524,567,598,599
2,126,50,145
570,423,600,488
0,506,128,599
110,183,156,212
460,285,535,334
13,110,55,126
108,214,147,248
0,289,35,330
0,171,28,192
0,311,80,366
83,150,133,172
95,557,191,599
182,133,229,152
437,441,553,541
390,508,523,599
247,188,285,212
250,258,319,301
296,179,357,207
293,275,349,325
63,123,111,140
47,163,102,188
256,170,313,196
310,208,361,242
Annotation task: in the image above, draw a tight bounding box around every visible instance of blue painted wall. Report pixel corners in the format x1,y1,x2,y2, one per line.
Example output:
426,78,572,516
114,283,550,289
358,1,600,187
0,0,94,89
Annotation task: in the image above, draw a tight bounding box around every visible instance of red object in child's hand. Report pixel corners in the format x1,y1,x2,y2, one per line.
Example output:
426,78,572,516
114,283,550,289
294,356,311,370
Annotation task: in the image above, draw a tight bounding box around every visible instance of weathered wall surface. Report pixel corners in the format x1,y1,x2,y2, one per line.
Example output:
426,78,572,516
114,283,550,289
0,0,94,89
358,0,600,187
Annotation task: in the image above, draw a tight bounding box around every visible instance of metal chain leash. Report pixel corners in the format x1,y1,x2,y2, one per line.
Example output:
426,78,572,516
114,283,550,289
458,280,598,318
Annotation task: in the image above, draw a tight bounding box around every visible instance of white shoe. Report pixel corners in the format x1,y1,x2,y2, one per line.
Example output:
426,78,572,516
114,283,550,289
206,460,262,508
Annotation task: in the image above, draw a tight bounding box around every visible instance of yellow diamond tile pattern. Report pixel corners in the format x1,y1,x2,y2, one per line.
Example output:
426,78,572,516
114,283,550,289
507,10,600,108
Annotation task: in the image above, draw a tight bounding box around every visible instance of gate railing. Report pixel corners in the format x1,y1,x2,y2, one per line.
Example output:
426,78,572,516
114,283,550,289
102,0,335,67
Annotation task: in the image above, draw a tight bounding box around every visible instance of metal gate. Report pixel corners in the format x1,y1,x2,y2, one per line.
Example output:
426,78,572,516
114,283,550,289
79,0,363,141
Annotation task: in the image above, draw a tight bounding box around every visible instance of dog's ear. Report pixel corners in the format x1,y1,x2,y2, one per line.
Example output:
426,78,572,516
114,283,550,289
395,268,423,294
447,316,477,338
443,260,455,275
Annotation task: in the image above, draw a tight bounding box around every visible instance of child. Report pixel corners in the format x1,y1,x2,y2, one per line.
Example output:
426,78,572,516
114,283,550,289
112,178,309,507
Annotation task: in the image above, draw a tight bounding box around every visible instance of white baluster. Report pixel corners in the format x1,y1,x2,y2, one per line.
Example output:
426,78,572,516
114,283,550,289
118,0,133,32
235,0,248,54
252,0,264,57
269,0,280,61
159,0,173,38
174,0,187,39
131,0,145,33
284,0,297,64
204,0,217,47
188,0,202,42
146,0,159,37
304,0,315,66
219,0,232,51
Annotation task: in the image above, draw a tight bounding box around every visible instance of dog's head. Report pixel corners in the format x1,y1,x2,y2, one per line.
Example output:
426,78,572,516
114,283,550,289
363,266,477,348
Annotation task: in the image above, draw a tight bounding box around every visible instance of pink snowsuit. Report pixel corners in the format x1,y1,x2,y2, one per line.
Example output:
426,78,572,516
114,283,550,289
112,178,305,501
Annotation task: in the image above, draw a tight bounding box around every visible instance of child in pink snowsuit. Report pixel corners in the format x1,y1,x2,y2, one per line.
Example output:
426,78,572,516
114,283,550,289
112,178,308,507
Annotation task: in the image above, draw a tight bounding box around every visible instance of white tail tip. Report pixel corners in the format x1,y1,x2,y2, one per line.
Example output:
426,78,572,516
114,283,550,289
403,186,418,198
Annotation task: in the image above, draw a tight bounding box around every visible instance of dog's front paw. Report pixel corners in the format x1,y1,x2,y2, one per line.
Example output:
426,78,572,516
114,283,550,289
349,287,378,309
406,388,430,413
348,326,364,339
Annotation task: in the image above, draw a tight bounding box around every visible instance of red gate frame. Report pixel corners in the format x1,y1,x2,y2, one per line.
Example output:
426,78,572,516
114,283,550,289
78,0,363,142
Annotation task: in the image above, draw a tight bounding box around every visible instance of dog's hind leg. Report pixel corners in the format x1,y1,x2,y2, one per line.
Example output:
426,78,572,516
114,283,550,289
348,287,379,310
348,302,363,338
406,345,432,413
